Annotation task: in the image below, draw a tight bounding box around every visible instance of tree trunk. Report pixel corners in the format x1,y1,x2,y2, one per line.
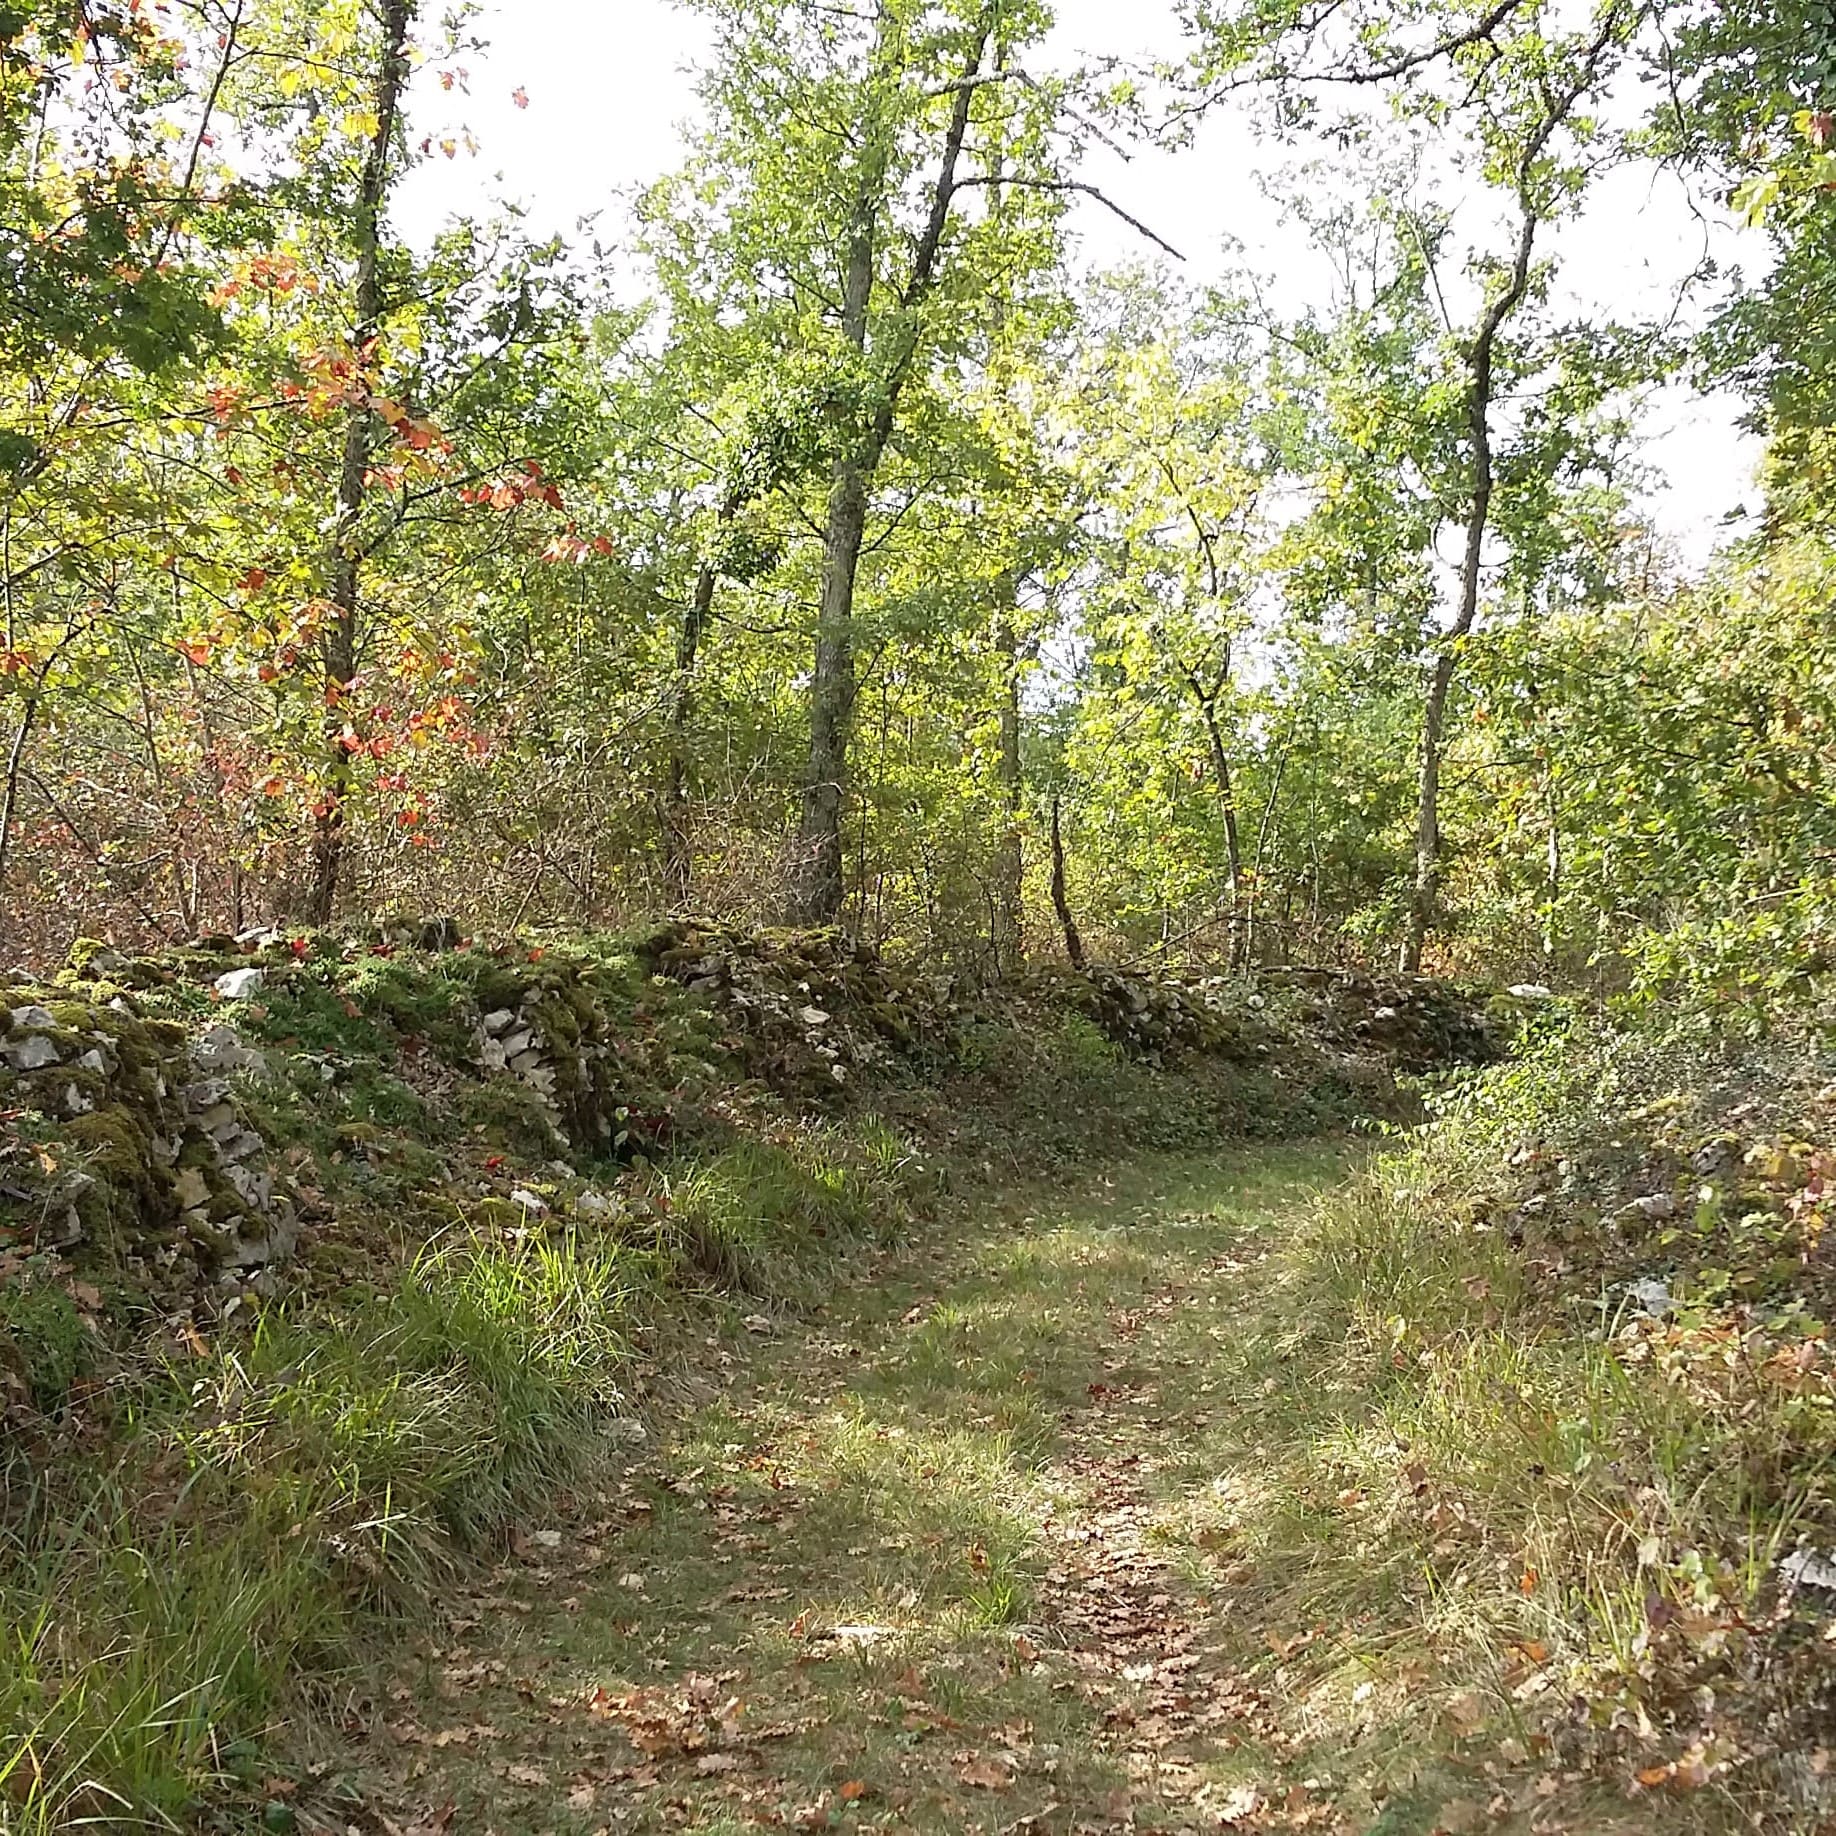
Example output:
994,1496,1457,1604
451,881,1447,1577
663,556,720,906
1543,758,1561,969
788,11,992,925
1400,647,1463,974
306,0,413,925
1050,793,1086,971
792,453,870,925
991,577,1024,975
1194,692,1245,960
789,123,879,928
1398,227,1519,974
1243,728,1290,971
0,694,36,903
1395,39,1605,974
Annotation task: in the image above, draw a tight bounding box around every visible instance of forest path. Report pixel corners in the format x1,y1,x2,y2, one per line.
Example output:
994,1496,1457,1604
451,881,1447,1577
319,1146,1605,1836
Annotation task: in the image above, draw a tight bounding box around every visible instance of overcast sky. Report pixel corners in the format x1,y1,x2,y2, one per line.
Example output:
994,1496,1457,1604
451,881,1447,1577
396,0,1766,569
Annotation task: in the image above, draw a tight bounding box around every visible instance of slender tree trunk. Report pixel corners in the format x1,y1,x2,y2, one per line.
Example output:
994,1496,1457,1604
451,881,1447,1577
1398,230,1518,974
793,446,870,924
0,619,81,904
1395,35,1608,973
0,695,36,902
790,116,880,928
663,556,720,906
1543,758,1561,969
306,0,413,925
1400,645,1466,975
992,577,1024,975
1193,691,1245,959
1243,730,1290,972
1049,793,1086,971
789,12,992,925
0,508,27,901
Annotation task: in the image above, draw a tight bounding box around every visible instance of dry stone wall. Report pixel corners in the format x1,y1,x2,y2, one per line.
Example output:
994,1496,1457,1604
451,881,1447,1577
1,992,298,1311
1,924,1507,1330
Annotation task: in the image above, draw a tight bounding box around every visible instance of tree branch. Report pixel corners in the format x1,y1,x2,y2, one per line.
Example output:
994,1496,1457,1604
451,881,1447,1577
951,175,1185,260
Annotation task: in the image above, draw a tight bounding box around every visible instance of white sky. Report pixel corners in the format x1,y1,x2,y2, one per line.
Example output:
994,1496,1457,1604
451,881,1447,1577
396,0,1767,569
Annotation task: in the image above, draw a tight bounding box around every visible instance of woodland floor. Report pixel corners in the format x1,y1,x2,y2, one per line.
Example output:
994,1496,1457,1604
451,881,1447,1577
295,1146,1694,1836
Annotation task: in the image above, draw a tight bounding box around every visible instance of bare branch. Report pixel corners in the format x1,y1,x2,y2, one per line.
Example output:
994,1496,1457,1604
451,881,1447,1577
952,175,1185,260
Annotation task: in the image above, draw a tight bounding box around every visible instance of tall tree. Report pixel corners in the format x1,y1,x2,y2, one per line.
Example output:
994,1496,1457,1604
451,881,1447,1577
1189,0,1656,971
671,0,1097,926
305,0,415,921
1396,9,1634,973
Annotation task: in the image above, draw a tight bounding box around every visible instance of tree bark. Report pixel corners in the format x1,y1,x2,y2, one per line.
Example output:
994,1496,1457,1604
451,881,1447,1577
1543,757,1561,968
306,0,414,925
793,430,870,924
1050,793,1086,971
0,694,37,904
1243,725,1291,971
1183,668,1244,963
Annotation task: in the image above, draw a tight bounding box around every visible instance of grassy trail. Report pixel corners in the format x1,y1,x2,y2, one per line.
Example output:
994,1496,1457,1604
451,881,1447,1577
303,1146,1658,1836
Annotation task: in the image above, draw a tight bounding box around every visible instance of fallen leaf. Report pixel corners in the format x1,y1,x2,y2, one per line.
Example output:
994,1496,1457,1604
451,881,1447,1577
1445,1689,1487,1735
958,1755,1013,1791
1218,1783,1264,1825
1435,1799,1484,1835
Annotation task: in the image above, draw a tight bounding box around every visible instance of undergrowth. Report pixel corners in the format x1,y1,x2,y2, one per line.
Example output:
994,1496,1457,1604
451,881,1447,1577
1212,1011,1836,1820
0,1120,917,1832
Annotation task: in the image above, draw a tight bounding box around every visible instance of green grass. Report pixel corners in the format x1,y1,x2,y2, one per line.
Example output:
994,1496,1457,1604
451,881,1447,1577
319,1148,1371,1836
302,1125,1821,1834
0,1081,941,1834
17,1109,1788,1833
14,954,1802,1832
0,1220,655,1830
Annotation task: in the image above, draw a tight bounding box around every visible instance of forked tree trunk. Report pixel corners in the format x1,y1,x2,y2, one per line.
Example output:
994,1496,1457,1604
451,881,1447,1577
1399,220,1526,974
1396,32,1609,974
306,0,414,925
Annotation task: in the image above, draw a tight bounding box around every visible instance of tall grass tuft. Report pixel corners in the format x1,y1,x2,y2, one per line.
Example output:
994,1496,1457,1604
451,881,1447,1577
0,1222,651,1829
